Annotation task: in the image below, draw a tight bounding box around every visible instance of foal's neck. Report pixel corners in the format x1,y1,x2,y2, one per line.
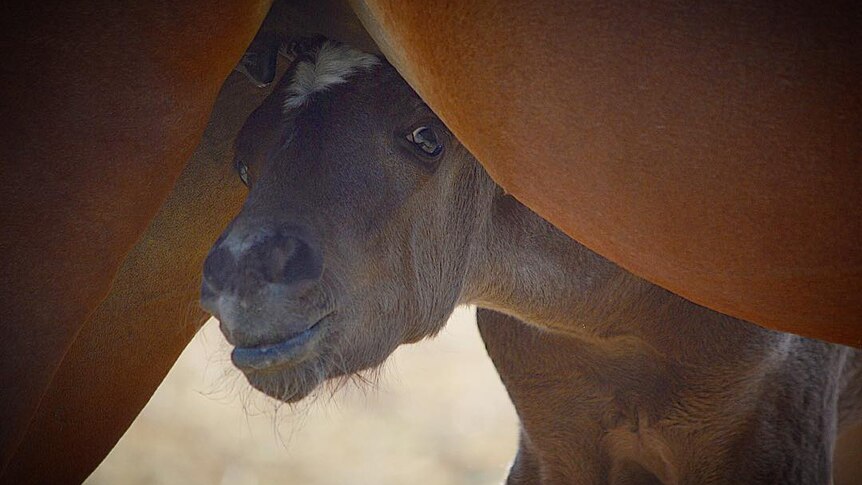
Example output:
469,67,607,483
467,193,690,338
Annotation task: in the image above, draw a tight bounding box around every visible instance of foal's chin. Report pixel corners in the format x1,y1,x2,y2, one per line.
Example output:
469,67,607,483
241,359,329,403
242,345,403,404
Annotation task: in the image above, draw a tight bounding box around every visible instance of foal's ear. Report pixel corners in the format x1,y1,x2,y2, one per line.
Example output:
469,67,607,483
235,37,328,169
282,35,329,63
235,32,280,88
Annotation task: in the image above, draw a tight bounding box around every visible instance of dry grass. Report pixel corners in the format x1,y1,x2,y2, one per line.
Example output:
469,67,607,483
86,307,518,485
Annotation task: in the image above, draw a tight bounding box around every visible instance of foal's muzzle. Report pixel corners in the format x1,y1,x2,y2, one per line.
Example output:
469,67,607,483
200,224,325,351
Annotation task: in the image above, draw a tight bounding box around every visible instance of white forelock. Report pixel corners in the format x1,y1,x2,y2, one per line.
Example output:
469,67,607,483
282,41,380,112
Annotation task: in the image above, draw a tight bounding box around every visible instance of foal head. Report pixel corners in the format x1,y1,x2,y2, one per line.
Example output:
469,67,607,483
201,40,498,401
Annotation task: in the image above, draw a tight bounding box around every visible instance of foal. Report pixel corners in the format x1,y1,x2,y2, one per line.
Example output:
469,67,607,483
202,39,862,484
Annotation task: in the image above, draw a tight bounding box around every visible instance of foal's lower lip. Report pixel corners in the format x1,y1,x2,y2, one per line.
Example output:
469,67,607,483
231,320,326,371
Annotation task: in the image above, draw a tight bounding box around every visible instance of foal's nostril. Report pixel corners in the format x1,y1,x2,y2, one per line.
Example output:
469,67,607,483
257,233,322,286
203,246,236,291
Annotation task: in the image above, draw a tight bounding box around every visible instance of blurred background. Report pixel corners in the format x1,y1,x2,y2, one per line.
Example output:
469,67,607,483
86,307,519,485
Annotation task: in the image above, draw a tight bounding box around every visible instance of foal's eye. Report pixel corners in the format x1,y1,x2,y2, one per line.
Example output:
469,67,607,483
237,162,250,186
406,126,443,157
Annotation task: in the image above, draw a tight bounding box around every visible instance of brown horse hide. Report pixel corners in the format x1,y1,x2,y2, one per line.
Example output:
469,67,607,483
0,0,271,478
352,0,862,345
0,69,268,484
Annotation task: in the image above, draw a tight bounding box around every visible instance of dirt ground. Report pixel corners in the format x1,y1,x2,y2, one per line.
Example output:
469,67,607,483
86,307,518,485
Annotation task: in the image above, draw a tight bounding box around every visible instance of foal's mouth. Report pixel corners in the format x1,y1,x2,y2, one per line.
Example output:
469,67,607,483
231,316,330,372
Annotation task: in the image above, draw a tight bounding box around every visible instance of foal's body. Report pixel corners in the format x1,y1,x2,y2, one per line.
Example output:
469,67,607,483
480,309,862,484
469,180,862,484
202,40,862,484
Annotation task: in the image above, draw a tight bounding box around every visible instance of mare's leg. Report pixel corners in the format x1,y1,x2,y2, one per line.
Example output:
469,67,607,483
0,2,268,476
0,69,265,483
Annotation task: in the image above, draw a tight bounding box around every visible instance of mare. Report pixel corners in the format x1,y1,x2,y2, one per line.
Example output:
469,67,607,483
201,40,862,484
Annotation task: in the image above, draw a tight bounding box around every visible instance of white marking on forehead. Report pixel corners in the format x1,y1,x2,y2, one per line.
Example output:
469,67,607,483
283,41,380,112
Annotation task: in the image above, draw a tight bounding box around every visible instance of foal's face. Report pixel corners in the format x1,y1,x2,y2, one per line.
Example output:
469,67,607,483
201,41,489,401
